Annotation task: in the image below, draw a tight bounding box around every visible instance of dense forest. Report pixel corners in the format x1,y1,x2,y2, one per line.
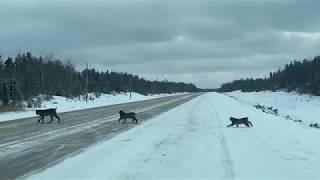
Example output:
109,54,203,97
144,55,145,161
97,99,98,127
0,52,198,108
219,56,320,96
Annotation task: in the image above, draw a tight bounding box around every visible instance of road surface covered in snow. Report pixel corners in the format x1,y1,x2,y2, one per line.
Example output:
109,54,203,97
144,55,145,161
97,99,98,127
0,93,200,179
29,92,320,179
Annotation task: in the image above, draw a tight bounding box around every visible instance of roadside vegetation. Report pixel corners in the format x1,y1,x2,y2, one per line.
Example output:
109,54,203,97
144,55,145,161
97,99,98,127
0,52,199,111
219,56,320,95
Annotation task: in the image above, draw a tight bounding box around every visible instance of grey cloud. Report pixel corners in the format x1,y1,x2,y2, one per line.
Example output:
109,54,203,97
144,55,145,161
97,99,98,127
200,1,320,32
1,0,320,88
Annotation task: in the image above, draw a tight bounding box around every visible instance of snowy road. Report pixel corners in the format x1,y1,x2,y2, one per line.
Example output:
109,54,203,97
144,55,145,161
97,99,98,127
0,93,200,179
29,92,320,179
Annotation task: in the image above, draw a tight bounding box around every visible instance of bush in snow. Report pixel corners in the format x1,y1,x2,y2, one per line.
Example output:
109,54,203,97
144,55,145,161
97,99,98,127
309,123,320,129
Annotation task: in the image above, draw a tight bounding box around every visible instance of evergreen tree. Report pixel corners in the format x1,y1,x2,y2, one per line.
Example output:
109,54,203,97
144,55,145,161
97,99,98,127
219,56,320,96
0,51,199,108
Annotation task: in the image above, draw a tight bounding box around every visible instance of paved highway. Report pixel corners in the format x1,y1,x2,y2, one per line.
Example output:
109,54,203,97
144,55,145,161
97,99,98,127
0,93,201,179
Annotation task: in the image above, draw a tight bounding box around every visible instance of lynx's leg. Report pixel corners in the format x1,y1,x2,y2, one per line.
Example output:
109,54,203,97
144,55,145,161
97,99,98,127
54,114,61,123
226,123,235,127
48,115,53,123
133,116,138,123
40,116,45,124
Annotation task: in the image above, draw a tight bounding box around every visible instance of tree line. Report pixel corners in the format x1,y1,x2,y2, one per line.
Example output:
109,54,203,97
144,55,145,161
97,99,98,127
0,52,198,108
219,56,320,95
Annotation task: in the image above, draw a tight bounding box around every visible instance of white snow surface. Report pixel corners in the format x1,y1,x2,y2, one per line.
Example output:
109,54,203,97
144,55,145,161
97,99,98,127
0,92,183,122
226,90,320,125
29,92,320,179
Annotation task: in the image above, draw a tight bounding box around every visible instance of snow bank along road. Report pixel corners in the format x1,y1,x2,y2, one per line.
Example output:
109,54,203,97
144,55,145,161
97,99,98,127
0,93,201,179
31,92,320,179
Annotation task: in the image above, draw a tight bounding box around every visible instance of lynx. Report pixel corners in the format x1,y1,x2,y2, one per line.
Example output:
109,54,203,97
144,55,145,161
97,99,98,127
118,110,138,123
36,108,61,124
227,117,253,128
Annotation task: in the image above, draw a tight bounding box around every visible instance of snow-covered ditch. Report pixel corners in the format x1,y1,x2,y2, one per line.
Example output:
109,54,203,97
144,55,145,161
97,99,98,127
0,92,185,122
225,91,320,128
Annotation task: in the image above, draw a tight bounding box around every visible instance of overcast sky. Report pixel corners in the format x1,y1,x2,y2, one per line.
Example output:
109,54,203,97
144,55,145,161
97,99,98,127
1,0,320,88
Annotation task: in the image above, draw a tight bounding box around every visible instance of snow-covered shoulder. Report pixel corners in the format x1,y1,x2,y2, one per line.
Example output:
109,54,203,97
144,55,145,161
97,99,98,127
225,90,320,126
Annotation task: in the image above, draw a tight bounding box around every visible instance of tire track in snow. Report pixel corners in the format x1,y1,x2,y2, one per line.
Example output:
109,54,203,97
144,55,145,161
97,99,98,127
212,102,235,179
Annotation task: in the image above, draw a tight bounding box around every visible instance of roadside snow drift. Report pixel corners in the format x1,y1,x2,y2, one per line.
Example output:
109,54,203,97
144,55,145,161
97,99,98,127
29,92,320,179
226,91,320,126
